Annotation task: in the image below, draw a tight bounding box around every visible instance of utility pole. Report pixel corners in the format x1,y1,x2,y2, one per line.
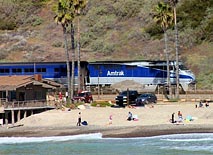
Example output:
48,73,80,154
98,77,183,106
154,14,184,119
77,17,81,92
167,0,180,98
174,3,180,99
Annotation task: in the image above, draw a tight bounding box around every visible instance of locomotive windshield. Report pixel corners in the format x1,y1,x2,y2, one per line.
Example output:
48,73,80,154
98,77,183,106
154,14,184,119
179,65,189,70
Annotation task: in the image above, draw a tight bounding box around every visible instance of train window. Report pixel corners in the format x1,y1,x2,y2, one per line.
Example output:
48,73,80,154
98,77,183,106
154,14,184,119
126,66,136,69
170,66,174,71
149,66,166,70
24,68,34,73
179,65,188,70
151,66,175,71
0,69,10,73
37,68,46,72
12,68,22,73
54,68,59,72
104,64,121,70
61,68,67,73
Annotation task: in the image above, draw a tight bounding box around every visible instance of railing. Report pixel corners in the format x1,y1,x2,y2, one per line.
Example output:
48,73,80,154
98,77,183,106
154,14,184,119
156,93,213,102
3,100,48,109
0,98,6,106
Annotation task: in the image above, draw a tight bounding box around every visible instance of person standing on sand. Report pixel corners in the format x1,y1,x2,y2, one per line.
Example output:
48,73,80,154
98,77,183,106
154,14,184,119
178,111,183,122
171,113,175,123
77,112,81,126
109,114,112,125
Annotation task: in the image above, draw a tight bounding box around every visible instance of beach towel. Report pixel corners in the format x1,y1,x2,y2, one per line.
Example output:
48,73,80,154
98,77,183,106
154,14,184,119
133,115,138,121
186,115,193,121
82,121,88,126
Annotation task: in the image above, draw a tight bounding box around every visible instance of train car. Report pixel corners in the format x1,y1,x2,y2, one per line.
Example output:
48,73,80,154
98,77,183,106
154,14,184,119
0,61,89,88
87,60,196,92
0,60,196,92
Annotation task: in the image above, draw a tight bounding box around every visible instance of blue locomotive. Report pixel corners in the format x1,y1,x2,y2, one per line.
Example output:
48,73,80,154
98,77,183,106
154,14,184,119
87,60,195,92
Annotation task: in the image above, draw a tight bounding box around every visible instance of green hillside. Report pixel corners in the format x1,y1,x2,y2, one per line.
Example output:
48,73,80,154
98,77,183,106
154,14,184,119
0,0,212,89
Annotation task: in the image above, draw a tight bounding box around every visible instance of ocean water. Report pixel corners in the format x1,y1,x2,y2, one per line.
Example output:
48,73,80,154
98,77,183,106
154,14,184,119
0,133,213,155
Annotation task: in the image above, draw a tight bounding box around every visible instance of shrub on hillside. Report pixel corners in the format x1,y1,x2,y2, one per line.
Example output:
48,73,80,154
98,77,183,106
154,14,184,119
0,51,9,60
113,0,143,20
91,101,112,107
0,19,17,30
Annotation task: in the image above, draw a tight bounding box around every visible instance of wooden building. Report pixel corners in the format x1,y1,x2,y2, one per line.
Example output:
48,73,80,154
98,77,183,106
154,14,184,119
0,75,62,125
0,75,62,102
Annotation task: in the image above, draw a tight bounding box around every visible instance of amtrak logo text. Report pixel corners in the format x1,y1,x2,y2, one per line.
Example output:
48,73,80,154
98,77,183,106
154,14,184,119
107,71,124,76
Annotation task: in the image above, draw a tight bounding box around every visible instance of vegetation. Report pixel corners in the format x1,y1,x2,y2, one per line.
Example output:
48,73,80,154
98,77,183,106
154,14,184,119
153,2,173,97
54,0,87,100
54,0,74,101
0,0,48,30
91,101,112,107
0,0,212,89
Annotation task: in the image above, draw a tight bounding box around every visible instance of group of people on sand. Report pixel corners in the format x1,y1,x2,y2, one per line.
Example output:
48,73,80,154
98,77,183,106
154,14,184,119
195,101,210,108
77,111,139,126
107,111,138,125
171,111,183,124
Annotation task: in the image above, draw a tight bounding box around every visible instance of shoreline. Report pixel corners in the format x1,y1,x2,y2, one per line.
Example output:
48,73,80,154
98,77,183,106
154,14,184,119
1,124,213,138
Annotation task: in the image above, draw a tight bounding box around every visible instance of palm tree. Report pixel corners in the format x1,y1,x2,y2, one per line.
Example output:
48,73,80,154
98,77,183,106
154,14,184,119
73,0,87,92
168,0,180,99
153,2,173,97
54,0,74,102
66,0,76,101
68,0,87,99
70,21,75,99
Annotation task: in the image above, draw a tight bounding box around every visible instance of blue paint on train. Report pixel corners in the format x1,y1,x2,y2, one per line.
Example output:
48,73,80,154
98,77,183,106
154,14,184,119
87,61,196,91
0,62,78,79
88,64,167,78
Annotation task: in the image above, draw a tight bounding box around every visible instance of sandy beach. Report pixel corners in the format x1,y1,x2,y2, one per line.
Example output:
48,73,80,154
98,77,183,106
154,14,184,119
0,101,213,138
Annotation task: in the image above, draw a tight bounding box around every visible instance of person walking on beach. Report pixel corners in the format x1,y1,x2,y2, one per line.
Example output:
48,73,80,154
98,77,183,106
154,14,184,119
77,112,81,126
109,114,112,125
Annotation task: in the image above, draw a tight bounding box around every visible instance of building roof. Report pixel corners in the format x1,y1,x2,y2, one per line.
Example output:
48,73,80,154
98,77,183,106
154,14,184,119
0,75,62,91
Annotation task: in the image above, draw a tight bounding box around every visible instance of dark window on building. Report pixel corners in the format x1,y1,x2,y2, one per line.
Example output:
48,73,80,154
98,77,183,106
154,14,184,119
24,68,34,73
37,68,46,72
12,68,22,73
0,69,10,73
0,91,6,98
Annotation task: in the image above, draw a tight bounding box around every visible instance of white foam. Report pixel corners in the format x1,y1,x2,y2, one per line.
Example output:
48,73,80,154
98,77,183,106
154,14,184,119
104,133,213,141
0,133,103,144
161,145,213,153
160,133,213,142
163,137,213,142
